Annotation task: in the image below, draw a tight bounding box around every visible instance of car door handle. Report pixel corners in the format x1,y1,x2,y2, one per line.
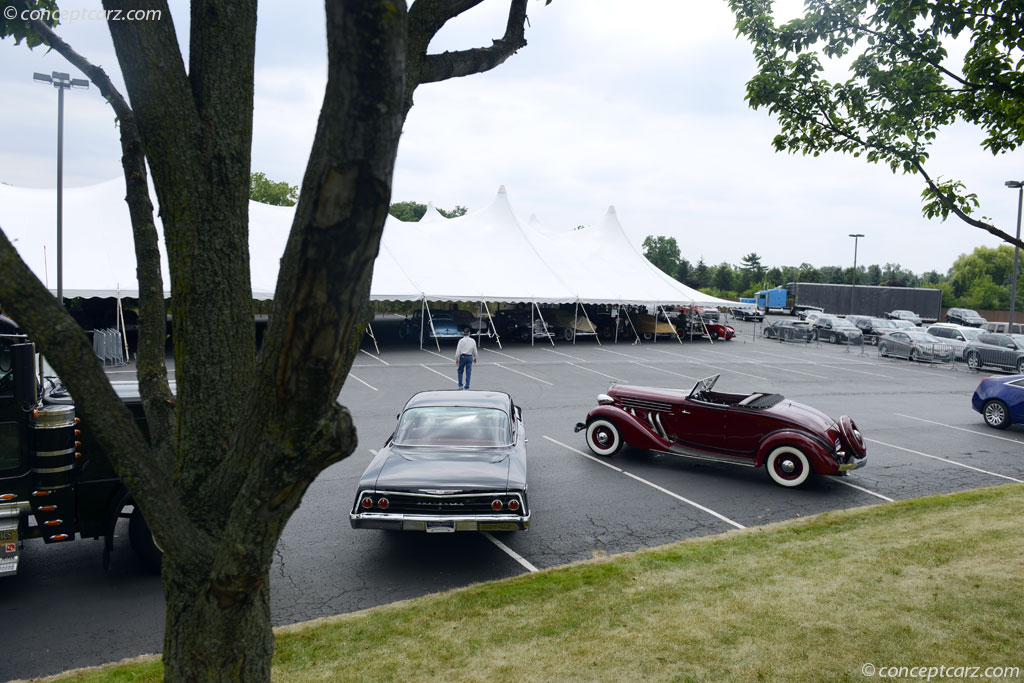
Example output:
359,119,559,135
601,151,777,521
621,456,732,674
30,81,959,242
680,410,690,415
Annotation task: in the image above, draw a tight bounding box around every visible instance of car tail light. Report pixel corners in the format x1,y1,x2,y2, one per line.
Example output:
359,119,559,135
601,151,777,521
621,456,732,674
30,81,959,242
377,497,389,510
507,499,520,512
491,499,504,511
360,496,373,509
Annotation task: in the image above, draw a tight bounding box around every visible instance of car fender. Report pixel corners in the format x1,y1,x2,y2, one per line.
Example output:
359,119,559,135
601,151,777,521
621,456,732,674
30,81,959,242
755,430,836,475
584,405,671,452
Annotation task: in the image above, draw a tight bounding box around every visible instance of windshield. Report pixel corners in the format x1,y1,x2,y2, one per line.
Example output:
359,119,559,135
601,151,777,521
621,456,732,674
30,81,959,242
871,319,896,328
834,319,858,329
961,328,982,340
688,374,720,398
907,331,939,342
393,406,511,447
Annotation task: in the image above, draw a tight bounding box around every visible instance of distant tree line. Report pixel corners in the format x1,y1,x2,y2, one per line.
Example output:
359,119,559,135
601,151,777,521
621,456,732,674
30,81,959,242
642,235,1024,312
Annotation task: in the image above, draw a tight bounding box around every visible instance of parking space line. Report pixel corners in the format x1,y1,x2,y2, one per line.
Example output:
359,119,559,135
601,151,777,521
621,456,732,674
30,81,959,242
359,349,389,365
419,364,458,384
599,347,648,362
866,438,1024,483
629,361,700,381
567,362,626,382
482,347,526,363
423,349,448,361
544,348,588,362
494,363,554,385
896,413,1024,445
543,436,745,530
648,349,769,380
761,365,829,379
348,374,378,391
832,478,894,502
482,532,539,573
813,363,892,379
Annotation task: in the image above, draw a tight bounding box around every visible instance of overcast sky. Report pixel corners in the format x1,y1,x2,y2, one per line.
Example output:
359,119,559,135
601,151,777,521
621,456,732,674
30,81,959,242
1,0,1021,276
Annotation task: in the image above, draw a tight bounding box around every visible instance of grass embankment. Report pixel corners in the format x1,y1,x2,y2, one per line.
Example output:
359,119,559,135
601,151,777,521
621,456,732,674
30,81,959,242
43,484,1024,682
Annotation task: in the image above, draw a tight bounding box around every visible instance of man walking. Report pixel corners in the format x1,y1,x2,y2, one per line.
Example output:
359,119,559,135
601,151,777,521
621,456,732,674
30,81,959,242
455,327,478,389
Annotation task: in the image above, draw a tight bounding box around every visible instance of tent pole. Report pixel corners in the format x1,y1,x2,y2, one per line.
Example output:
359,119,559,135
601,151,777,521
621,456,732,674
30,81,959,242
419,298,426,350
698,300,713,344
660,304,683,345
581,303,601,347
533,302,554,347
476,301,483,346
531,301,535,347
365,323,380,356
623,307,641,345
615,303,619,344
425,303,441,353
572,301,579,345
484,301,502,350
117,287,129,362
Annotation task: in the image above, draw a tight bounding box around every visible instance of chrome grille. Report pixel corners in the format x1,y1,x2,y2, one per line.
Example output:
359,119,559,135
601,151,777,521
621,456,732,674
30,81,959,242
621,397,672,413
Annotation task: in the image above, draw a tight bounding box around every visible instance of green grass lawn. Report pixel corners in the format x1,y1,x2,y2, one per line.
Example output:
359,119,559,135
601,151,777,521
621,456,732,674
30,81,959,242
40,484,1024,682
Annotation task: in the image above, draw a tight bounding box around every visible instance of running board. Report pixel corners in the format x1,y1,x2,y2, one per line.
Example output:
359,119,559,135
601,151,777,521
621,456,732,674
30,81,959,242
654,445,758,468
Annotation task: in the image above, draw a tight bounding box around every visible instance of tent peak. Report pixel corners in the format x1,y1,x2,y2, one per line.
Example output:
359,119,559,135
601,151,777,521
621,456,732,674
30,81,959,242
606,205,617,215
497,185,507,196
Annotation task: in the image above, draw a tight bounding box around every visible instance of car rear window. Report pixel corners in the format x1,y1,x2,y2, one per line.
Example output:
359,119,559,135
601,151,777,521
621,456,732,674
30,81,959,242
394,406,511,447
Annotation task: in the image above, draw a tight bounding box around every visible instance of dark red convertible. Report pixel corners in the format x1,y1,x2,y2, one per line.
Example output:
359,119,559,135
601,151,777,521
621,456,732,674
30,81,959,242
574,375,866,487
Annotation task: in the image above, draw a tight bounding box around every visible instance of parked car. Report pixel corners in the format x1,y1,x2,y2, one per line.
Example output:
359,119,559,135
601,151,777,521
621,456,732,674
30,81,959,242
492,308,553,342
633,313,678,341
963,333,1024,373
847,315,897,345
677,305,720,323
972,374,1024,429
350,390,530,532
762,319,813,343
676,313,736,341
877,330,953,363
590,311,635,342
574,374,867,487
885,310,922,326
926,324,982,361
401,310,464,341
543,308,598,342
811,315,863,344
801,310,825,323
981,322,1024,335
946,308,988,327
730,304,764,322
449,308,492,338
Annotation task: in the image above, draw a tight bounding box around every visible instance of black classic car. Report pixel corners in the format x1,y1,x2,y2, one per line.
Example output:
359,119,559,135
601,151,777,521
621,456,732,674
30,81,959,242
946,308,987,327
575,375,867,487
762,319,813,343
730,304,764,322
350,390,530,532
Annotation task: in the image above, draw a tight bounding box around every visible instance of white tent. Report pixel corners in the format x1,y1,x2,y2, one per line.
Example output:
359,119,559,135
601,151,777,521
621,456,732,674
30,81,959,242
0,179,736,309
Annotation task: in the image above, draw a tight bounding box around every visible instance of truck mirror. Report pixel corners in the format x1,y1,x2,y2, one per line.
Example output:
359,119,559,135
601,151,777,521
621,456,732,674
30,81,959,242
12,342,37,409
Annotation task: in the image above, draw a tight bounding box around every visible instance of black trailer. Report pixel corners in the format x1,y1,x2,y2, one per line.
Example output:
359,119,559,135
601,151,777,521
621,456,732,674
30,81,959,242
784,282,942,321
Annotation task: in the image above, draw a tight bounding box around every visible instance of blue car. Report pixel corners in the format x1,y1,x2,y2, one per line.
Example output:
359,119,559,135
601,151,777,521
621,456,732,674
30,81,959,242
401,311,464,341
972,374,1024,429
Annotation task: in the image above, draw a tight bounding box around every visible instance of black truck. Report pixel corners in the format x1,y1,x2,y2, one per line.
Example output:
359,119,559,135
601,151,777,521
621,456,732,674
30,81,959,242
0,315,159,577
784,282,943,321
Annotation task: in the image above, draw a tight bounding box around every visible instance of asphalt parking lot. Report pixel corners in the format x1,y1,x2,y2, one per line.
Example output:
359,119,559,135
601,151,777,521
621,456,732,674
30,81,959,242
5,317,1024,680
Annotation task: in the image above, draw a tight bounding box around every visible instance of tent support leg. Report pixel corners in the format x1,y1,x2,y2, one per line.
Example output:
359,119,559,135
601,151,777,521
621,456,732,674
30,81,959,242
614,303,620,344
116,288,129,362
365,322,380,356
572,302,579,345
533,302,555,347
419,299,426,350
483,301,502,350
660,304,683,345
476,301,483,346
424,303,441,353
623,307,641,345
580,303,601,347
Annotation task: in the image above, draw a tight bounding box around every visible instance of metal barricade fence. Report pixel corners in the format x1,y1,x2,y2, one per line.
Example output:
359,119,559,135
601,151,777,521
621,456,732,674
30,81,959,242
91,328,126,367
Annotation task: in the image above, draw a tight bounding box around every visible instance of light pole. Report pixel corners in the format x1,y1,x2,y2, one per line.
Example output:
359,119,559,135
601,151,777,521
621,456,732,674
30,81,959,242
1007,181,1024,332
849,233,864,314
33,71,89,305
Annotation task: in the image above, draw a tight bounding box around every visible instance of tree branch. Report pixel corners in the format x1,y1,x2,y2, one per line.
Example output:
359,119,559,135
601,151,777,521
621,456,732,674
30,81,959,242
414,0,528,92
28,17,177,455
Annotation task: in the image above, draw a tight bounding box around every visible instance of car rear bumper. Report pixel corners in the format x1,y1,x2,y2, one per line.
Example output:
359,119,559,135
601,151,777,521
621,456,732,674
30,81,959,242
349,512,530,532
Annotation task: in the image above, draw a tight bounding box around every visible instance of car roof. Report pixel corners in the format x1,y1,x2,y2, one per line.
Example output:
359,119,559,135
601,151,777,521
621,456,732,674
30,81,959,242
404,390,512,413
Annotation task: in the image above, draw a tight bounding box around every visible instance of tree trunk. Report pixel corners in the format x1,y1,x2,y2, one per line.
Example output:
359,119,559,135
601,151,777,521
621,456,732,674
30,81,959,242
162,559,273,681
